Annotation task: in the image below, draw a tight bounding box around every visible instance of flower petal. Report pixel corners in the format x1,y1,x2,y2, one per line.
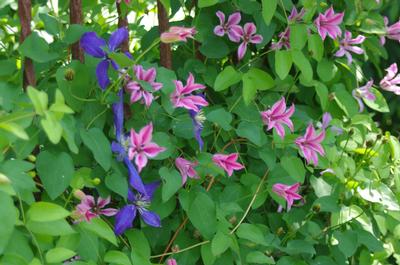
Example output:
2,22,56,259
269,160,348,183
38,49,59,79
96,60,111,90
108,27,129,52
141,210,161,227
114,205,137,235
80,32,107,58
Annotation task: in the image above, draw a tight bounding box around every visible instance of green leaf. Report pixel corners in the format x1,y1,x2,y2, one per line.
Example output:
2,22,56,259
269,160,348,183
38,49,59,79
281,156,306,183
333,84,358,117
126,230,151,265
0,122,29,140
61,115,79,153
198,0,219,7
212,231,231,256
27,86,48,116
285,240,316,255
275,50,292,80
236,224,265,245
104,251,132,265
0,191,17,254
292,50,313,82
201,243,216,265
105,172,128,199
214,66,242,92
262,0,277,25
310,176,332,198
152,132,174,160
199,36,229,59
357,183,400,211
41,111,63,144
80,128,112,171
313,81,329,110
242,68,275,105
36,151,74,199
317,59,337,82
206,108,233,131
27,219,76,236
46,248,76,263
246,251,275,264
108,52,134,68
49,90,74,114
159,167,182,202
333,230,358,257
39,13,60,35
308,34,324,61
80,217,117,246
19,32,59,62
64,24,90,45
363,87,389,113
236,121,267,146
27,202,70,222
188,192,217,239
290,24,308,50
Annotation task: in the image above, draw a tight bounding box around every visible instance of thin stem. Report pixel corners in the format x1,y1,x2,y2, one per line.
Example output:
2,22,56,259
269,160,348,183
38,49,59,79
230,169,269,234
151,240,210,258
134,38,161,64
86,107,108,130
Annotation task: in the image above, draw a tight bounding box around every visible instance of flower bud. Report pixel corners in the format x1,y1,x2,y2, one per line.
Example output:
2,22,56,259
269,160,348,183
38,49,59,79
28,171,36,178
171,245,180,253
229,215,237,225
366,140,374,147
167,258,177,265
64,68,75,81
0,173,11,184
276,227,285,236
74,189,86,200
312,204,321,213
328,92,336,101
160,27,197,43
348,128,354,136
193,229,201,239
27,154,36,162
92,178,101,185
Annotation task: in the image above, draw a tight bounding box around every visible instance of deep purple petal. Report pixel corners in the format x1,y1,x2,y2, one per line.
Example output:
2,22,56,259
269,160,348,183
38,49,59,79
108,28,129,52
140,210,161,227
96,60,111,90
80,32,107,58
113,89,124,138
114,205,137,235
144,181,160,200
111,142,125,160
123,157,147,195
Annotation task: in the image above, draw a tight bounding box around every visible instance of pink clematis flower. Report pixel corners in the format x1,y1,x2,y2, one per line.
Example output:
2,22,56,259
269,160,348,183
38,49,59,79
272,183,303,212
73,195,118,222
335,31,365,64
126,65,163,107
381,17,400,45
167,259,177,265
260,97,295,139
175,157,199,185
232,23,263,60
352,80,376,112
116,0,130,3
128,123,166,172
161,26,197,43
295,124,325,166
288,7,306,22
212,153,244,176
171,73,208,112
214,11,242,42
314,7,344,40
271,27,291,50
380,63,400,95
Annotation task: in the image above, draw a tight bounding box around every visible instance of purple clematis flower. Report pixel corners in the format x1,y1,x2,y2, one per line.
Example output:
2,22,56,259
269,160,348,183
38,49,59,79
314,7,344,40
380,63,400,95
114,182,161,235
80,28,129,90
288,7,306,22
188,94,206,150
214,11,242,42
295,124,325,166
352,80,376,112
381,17,400,45
111,89,147,195
260,97,295,139
316,112,343,135
272,183,303,212
126,65,163,107
335,31,365,64
232,23,263,60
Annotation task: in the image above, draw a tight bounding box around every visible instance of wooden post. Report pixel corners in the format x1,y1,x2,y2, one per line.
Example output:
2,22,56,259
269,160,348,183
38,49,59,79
18,0,36,88
157,0,172,69
116,2,129,53
70,0,84,62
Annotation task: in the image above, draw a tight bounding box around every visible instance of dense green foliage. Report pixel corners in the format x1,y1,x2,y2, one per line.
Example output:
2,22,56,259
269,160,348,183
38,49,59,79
1,0,400,265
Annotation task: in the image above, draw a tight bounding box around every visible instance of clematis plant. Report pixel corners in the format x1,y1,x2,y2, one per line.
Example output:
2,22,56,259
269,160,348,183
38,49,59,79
80,28,129,90
381,17,400,45
272,183,303,212
295,124,325,166
175,157,199,185
260,97,295,139
234,23,263,60
212,153,244,176
335,31,365,64
214,11,242,42
380,63,400,95
171,73,208,112
353,80,376,112
73,194,118,222
314,7,344,40
160,26,197,43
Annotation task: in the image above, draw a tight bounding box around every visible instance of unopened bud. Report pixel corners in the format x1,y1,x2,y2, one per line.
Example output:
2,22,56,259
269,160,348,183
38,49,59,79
276,227,285,236
312,204,321,213
0,173,10,184
171,245,180,253
64,68,75,81
320,2,328,7
167,258,177,265
229,215,237,225
27,154,36,162
74,189,86,200
28,171,36,178
366,140,374,147
193,229,201,239
328,92,335,101
92,178,101,185
348,128,354,136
